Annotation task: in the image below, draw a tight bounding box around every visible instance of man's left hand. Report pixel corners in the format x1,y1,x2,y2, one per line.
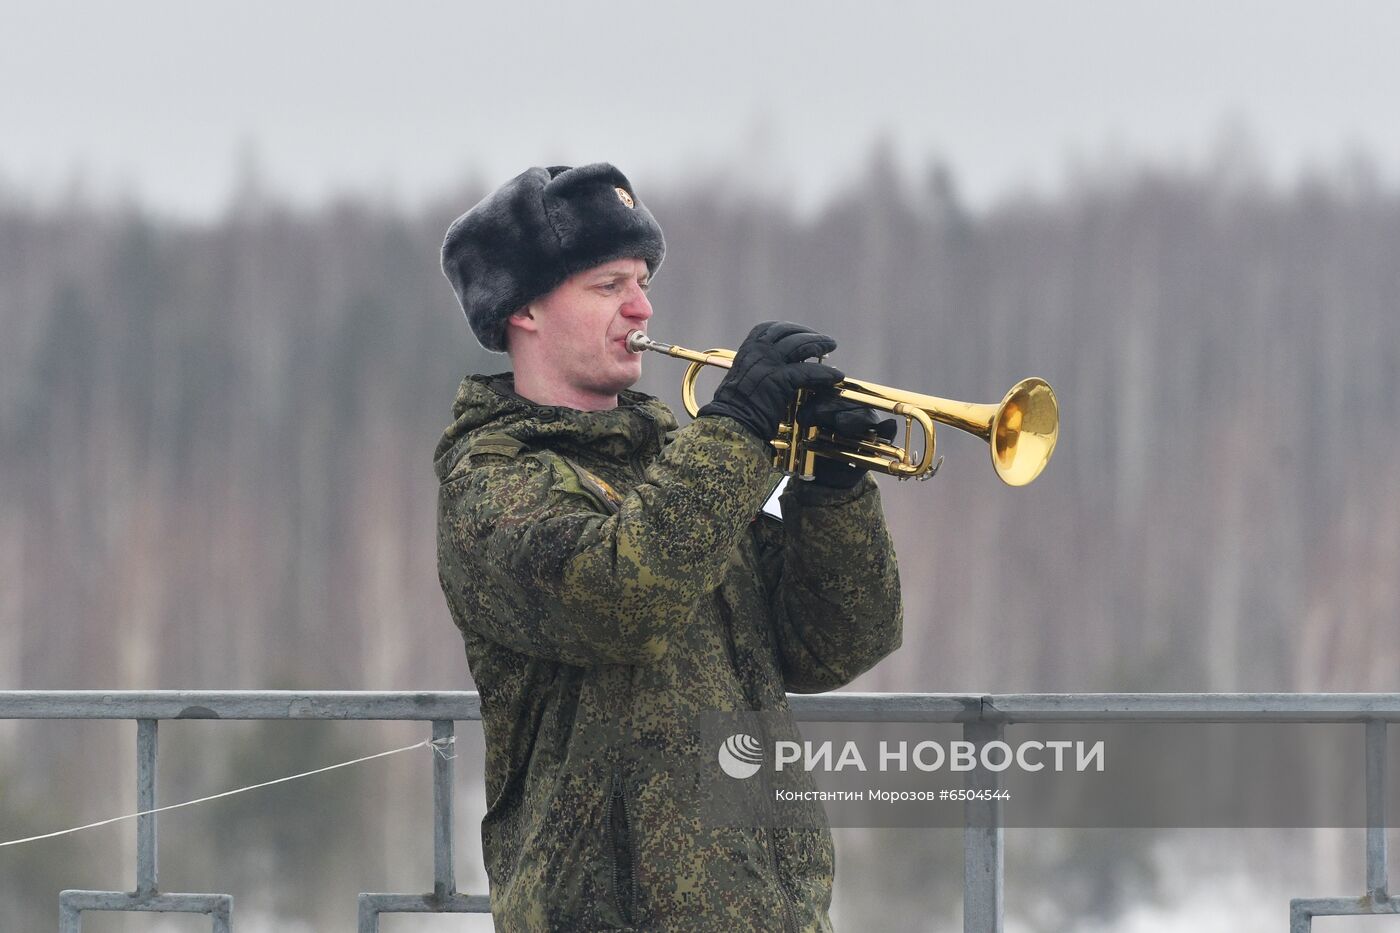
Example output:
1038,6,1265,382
800,392,899,489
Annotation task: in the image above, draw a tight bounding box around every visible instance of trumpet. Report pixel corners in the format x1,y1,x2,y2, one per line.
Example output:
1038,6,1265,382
625,331,1058,486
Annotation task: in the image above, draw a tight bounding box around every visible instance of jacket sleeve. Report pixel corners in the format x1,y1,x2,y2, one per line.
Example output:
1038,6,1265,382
753,474,903,693
437,415,775,667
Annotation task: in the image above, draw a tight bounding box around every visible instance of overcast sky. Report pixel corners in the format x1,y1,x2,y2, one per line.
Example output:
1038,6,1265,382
3,0,1398,219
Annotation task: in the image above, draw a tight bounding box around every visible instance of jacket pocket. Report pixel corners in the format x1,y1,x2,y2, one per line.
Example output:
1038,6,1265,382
606,768,638,925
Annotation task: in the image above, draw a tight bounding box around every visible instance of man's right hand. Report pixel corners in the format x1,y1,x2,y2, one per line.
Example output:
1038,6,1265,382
697,321,844,441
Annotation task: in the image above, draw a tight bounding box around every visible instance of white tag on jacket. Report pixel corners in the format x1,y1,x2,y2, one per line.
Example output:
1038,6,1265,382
760,476,788,521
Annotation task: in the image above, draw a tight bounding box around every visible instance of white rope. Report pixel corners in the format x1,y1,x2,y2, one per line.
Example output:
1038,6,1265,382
0,735,455,849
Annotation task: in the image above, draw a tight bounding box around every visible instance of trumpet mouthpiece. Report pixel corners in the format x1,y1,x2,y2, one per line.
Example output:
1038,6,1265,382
625,331,663,353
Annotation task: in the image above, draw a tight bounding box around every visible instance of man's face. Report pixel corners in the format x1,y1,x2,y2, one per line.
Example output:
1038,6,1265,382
512,257,653,398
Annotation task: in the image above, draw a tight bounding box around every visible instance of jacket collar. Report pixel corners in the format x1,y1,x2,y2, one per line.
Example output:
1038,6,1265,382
434,372,678,479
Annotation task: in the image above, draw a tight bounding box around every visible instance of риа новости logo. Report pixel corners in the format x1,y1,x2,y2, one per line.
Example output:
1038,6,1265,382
718,734,764,779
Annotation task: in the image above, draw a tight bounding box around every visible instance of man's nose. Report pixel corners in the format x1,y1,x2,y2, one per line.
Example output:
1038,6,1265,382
622,283,652,320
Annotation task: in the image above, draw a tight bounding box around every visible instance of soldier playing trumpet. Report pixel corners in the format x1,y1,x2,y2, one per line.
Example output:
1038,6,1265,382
434,162,903,932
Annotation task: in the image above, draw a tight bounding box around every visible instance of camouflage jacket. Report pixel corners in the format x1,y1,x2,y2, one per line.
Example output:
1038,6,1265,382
434,373,902,932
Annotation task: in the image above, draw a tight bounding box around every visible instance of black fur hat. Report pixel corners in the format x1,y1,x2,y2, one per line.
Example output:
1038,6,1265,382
441,163,666,352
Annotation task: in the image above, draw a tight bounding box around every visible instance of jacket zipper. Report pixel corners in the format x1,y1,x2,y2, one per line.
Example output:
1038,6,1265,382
607,768,638,925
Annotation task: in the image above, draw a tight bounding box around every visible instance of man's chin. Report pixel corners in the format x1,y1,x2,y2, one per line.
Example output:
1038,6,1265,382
612,375,642,394
614,362,643,391
589,370,641,398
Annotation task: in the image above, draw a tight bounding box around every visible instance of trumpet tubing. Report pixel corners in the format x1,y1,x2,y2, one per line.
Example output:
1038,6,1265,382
625,331,1058,486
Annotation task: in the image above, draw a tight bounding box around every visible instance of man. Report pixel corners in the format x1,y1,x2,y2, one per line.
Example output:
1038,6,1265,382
435,162,902,931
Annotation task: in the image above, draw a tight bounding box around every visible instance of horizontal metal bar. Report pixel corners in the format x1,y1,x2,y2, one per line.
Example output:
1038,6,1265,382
789,693,982,721
61,890,233,933
985,693,1400,722
358,892,491,912
0,691,483,721
1292,896,1400,933
59,889,233,912
6,691,1400,723
791,693,1400,722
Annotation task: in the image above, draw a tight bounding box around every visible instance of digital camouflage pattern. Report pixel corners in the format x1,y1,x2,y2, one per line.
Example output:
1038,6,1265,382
434,372,903,932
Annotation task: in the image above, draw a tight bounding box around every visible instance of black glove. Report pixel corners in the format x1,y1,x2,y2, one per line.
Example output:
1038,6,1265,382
800,390,899,489
697,321,844,441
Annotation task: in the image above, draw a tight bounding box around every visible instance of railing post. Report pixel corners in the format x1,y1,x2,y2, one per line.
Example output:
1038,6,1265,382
356,716,485,924
432,719,456,899
1290,900,1310,933
137,718,158,896
58,898,80,933
1366,719,1388,901
358,893,378,933
963,718,1004,933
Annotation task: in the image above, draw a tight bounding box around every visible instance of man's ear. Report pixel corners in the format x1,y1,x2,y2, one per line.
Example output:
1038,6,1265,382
506,305,538,335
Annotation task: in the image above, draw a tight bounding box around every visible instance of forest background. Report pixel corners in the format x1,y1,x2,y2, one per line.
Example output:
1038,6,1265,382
3,2,1399,930
4,140,1398,931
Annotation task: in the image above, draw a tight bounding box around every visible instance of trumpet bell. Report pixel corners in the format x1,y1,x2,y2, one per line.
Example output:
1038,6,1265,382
991,378,1058,487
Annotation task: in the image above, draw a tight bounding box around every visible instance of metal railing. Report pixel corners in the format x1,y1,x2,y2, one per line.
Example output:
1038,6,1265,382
0,691,1394,931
